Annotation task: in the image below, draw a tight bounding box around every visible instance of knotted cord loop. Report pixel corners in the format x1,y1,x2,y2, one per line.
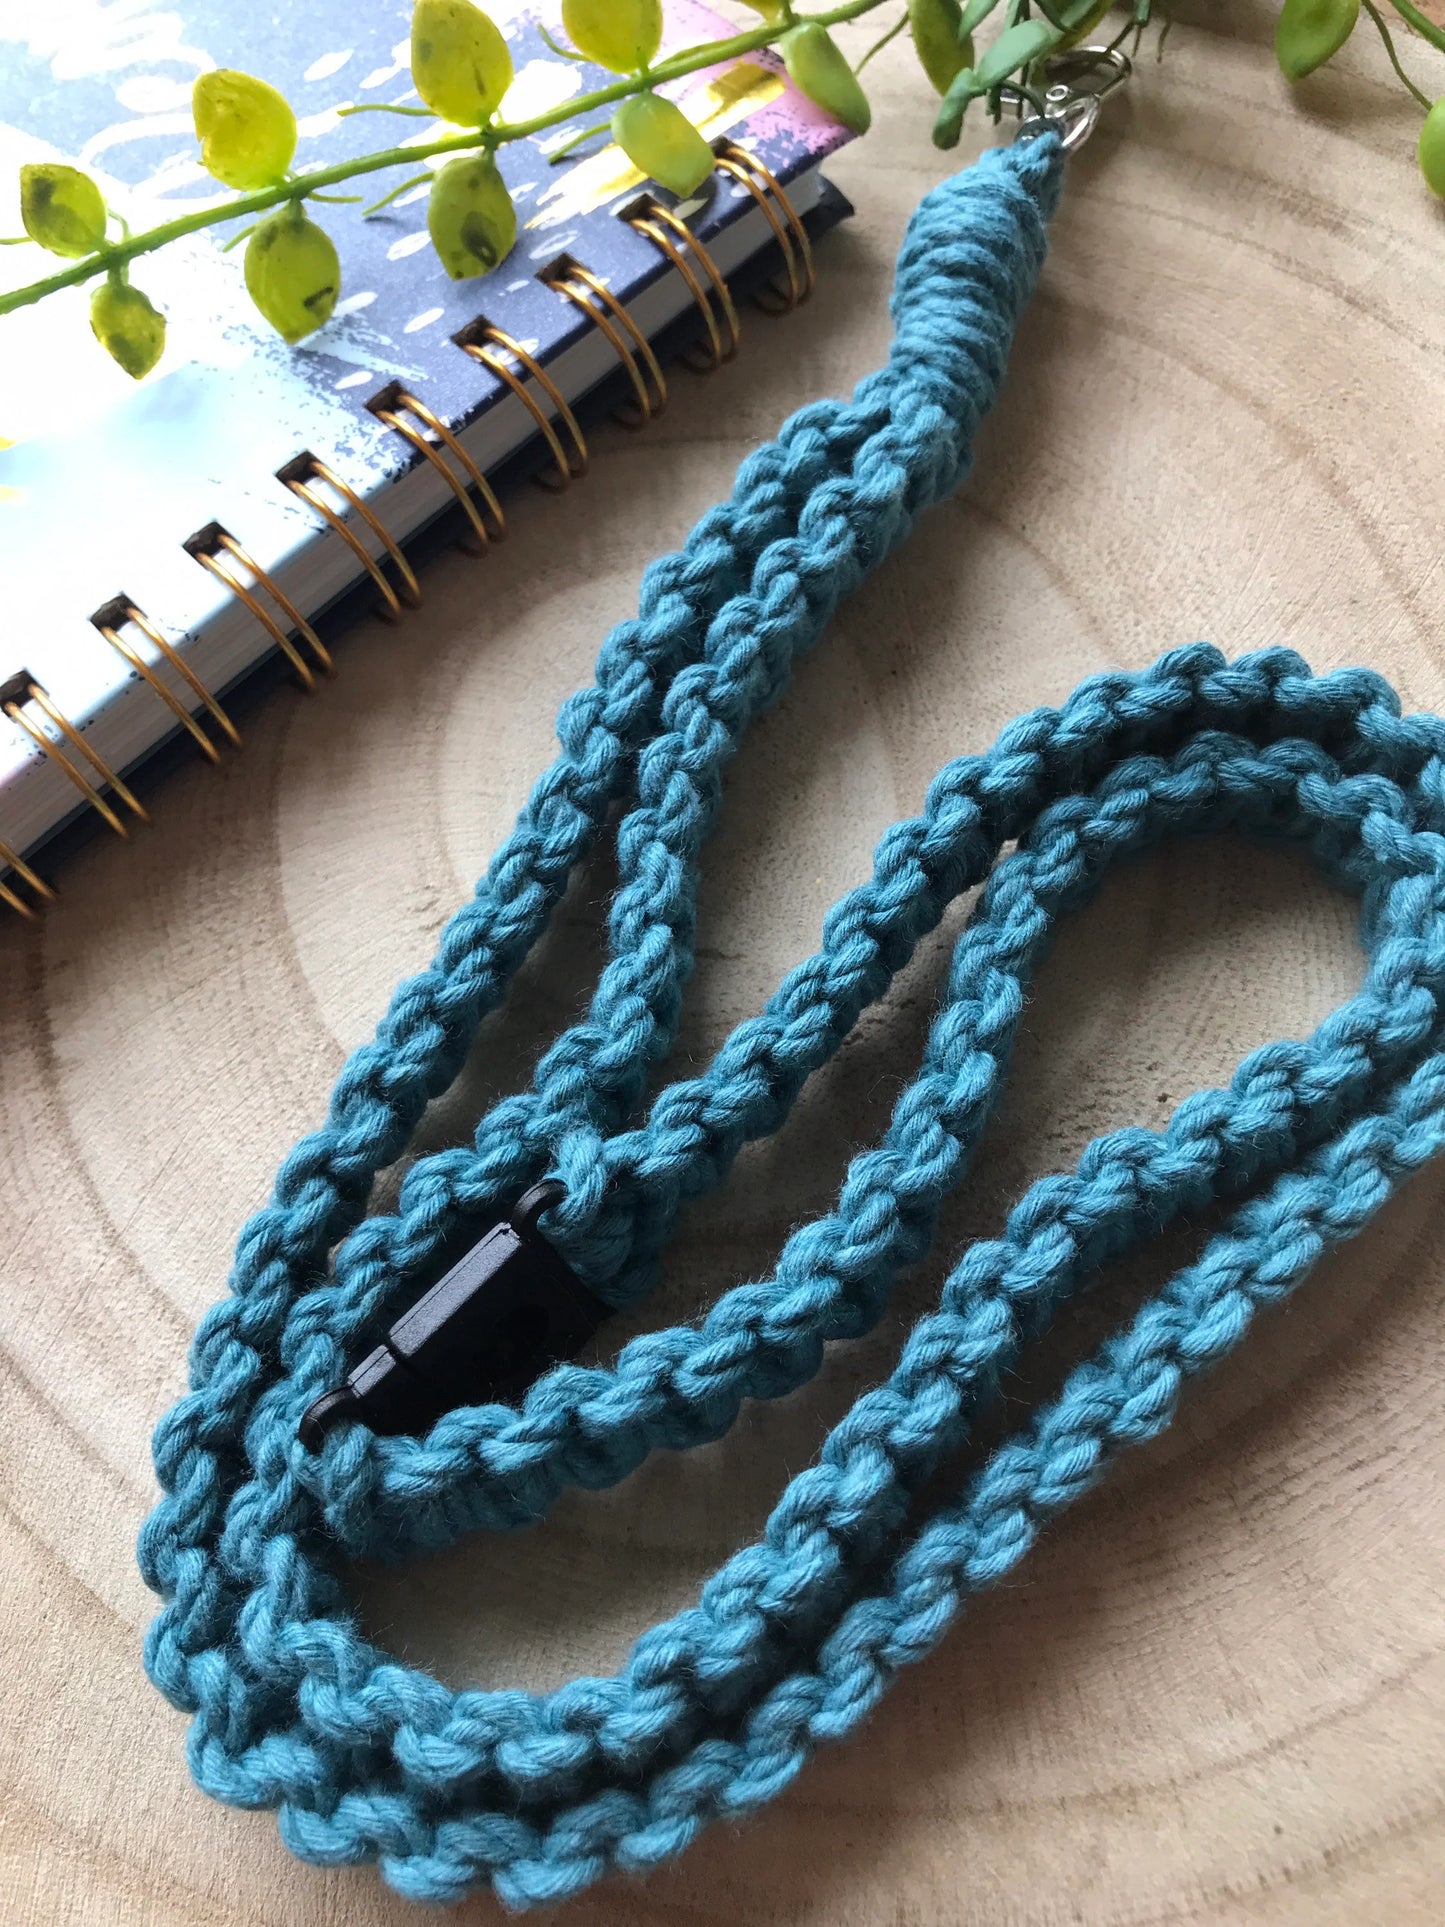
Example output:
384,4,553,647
142,137,1445,1911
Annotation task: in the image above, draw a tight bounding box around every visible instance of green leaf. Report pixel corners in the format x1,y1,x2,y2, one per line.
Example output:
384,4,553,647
932,64,981,146
411,0,513,126
611,93,716,196
1275,0,1359,80
1420,96,1445,198
90,277,166,378
19,163,107,258
426,154,518,277
959,0,1006,33
780,22,872,134
561,0,662,75
192,70,297,190
243,206,341,342
974,16,1063,89
1057,0,1114,48
909,0,975,96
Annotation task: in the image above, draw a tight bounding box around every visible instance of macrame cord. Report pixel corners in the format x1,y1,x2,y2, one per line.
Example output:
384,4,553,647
139,125,1445,1911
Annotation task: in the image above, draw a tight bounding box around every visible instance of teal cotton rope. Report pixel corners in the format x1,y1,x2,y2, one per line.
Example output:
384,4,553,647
138,129,1445,1910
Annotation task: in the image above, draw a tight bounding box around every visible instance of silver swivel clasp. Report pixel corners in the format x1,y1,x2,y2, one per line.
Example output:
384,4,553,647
1011,43,1132,154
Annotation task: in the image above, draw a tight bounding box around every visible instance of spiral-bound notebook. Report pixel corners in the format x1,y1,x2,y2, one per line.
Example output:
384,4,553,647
0,3,855,920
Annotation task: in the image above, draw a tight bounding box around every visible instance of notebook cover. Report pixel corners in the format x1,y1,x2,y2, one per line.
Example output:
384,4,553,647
0,2,853,876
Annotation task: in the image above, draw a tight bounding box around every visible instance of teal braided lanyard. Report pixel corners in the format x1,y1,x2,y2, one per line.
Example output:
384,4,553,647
138,123,1445,1910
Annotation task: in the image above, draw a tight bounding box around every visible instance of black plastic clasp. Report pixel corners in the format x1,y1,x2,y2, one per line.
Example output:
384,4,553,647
298,1180,607,1450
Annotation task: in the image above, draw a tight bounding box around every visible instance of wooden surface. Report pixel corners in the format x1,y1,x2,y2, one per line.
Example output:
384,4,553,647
5,6,1445,1922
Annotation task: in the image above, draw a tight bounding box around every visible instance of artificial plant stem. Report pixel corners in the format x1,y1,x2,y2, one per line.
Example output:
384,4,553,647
337,102,438,118
1385,0,1445,57
856,11,909,72
361,171,433,216
0,0,886,319
543,120,613,163
1364,0,1433,108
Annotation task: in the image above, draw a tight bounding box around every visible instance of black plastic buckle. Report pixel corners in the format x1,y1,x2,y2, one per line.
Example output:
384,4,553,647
298,1180,607,1450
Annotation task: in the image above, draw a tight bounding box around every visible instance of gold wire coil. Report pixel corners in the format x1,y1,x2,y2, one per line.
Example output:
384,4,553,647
459,324,589,491
373,389,506,554
191,529,333,693
545,261,668,427
627,199,741,372
0,835,55,921
3,677,148,839
95,602,241,765
282,456,422,622
714,140,815,314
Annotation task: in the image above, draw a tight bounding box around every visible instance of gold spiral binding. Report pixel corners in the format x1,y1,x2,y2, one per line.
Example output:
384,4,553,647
544,260,668,427
2,674,148,838
458,324,589,491
280,455,422,622
371,387,505,554
627,199,741,372
190,528,333,693
94,600,241,765
0,836,55,921
713,140,815,315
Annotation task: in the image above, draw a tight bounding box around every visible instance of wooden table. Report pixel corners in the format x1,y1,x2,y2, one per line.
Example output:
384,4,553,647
4,8,1444,1922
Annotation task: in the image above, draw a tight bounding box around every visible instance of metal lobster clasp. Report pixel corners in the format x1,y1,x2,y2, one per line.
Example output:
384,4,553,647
1011,44,1132,155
